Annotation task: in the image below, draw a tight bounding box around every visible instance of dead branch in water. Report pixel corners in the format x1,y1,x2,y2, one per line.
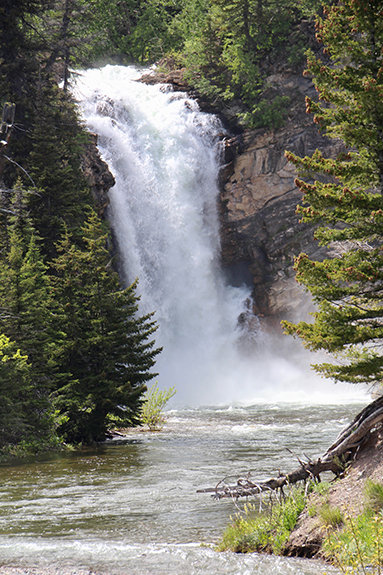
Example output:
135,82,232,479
197,396,383,500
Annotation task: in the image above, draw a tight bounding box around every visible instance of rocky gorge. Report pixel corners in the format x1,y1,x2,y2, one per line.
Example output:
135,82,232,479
141,61,344,332
218,72,343,329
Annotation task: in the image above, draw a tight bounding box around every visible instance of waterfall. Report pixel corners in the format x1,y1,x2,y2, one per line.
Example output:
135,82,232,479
74,65,365,406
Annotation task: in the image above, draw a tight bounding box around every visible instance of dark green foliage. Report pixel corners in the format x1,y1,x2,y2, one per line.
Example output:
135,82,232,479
242,96,291,130
51,212,161,444
178,0,323,128
0,333,56,455
84,0,323,128
87,0,185,63
0,1,163,453
0,0,44,96
0,335,33,449
282,0,383,386
0,325,56,454
0,1,94,257
0,189,57,454
0,188,55,387
27,83,93,255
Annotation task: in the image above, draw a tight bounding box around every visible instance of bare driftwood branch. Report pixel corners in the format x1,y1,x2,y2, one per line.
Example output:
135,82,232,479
197,396,383,500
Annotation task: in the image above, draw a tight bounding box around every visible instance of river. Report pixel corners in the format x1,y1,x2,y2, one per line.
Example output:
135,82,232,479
0,403,364,574
0,65,365,574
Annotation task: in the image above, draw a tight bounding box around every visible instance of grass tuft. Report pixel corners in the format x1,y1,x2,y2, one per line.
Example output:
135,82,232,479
364,479,383,514
319,504,344,529
323,513,383,573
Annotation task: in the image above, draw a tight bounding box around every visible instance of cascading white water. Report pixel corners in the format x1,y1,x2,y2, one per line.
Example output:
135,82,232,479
74,65,366,406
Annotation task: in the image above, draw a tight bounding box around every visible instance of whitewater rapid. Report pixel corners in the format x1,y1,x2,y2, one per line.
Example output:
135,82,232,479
73,65,367,406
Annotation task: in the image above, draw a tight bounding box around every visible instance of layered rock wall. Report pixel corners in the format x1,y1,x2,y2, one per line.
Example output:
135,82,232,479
219,72,342,328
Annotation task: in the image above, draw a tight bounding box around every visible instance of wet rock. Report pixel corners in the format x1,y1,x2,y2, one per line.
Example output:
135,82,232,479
80,133,115,216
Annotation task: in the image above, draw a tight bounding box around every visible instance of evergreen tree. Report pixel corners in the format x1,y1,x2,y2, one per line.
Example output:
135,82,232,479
0,334,31,450
36,0,97,88
51,211,161,444
0,188,56,389
27,83,93,255
0,334,56,454
0,189,57,453
88,0,183,62
0,0,43,95
181,0,322,128
0,0,94,256
282,0,383,386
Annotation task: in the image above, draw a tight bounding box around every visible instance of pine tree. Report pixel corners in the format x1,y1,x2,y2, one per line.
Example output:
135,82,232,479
0,333,57,453
182,0,321,128
51,211,161,444
0,334,31,450
88,0,183,62
0,189,57,402
0,190,57,452
282,0,383,387
0,0,43,95
27,83,93,256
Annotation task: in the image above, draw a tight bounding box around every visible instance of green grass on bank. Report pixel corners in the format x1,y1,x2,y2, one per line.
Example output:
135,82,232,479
217,486,306,554
218,479,383,575
323,479,383,574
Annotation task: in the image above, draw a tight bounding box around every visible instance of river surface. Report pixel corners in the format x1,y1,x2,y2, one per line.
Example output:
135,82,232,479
0,402,365,574
37,67,372,573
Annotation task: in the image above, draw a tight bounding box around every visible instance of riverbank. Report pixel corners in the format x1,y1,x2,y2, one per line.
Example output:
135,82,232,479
216,400,383,568
286,425,383,559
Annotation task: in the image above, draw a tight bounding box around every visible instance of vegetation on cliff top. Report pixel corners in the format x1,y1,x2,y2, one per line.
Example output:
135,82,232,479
13,0,323,130
88,0,323,129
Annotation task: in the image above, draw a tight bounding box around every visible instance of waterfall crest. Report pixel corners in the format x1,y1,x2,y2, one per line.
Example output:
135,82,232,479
74,65,365,405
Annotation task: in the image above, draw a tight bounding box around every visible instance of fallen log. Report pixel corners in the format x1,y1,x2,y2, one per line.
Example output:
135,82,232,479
197,395,383,500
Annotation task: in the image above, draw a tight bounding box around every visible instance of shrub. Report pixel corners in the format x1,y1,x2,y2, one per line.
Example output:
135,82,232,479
323,513,383,573
140,383,176,430
240,96,291,130
312,481,331,497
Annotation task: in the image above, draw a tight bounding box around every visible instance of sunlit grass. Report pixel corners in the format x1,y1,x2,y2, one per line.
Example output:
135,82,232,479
319,504,344,529
323,481,383,574
217,487,306,554
323,512,383,574
365,479,383,514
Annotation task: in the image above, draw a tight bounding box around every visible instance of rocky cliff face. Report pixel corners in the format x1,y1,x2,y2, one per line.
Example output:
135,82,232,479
80,133,115,216
218,70,342,329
